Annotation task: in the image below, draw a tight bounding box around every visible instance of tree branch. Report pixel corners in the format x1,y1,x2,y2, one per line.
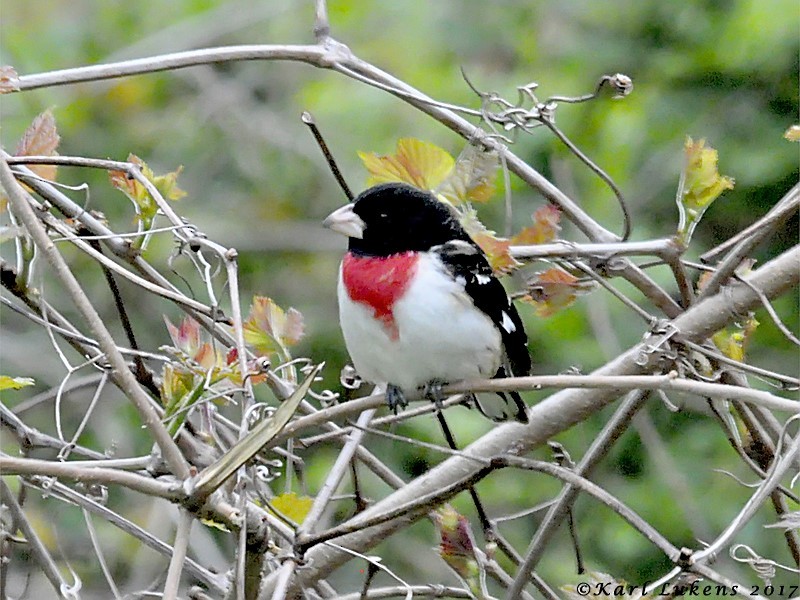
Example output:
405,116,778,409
259,244,799,595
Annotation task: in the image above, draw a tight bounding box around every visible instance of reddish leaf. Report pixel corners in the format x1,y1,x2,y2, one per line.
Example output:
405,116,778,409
523,267,584,317
15,109,60,181
225,348,268,385
511,205,561,245
0,66,20,93
472,231,519,274
164,316,202,357
434,505,486,598
459,207,520,274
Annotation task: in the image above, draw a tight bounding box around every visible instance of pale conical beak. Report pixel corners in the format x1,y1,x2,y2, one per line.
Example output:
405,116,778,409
323,203,366,239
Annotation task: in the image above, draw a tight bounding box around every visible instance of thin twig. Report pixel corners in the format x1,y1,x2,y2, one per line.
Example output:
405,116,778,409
0,455,184,499
24,477,228,593
700,183,800,263
697,184,800,301
0,479,67,597
0,157,192,479
295,408,377,548
82,508,122,600
507,390,648,593
693,417,800,563
163,509,193,600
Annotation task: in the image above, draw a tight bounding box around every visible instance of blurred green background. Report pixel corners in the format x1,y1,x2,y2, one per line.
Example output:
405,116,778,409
1,0,798,596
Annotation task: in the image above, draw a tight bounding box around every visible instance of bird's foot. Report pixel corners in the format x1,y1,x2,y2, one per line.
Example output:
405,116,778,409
385,384,408,414
423,379,447,412
459,392,478,410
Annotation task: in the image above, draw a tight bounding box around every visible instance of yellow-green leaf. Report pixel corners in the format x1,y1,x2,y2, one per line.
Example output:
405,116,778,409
681,138,735,210
359,138,454,191
0,375,35,391
435,144,498,204
676,137,734,244
243,296,305,356
712,316,759,362
784,125,800,142
270,492,314,524
152,166,187,201
109,154,186,228
200,518,230,532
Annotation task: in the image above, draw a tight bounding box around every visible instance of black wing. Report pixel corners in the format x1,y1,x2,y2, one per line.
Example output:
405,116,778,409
432,240,531,378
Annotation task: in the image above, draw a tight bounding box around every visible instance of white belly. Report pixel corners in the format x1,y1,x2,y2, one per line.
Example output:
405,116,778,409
338,253,501,393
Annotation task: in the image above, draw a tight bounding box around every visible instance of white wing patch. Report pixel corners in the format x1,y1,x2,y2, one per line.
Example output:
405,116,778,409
500,310,516,334
476,274,491,285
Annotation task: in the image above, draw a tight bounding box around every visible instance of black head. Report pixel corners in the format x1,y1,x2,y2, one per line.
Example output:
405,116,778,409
323,182,472,256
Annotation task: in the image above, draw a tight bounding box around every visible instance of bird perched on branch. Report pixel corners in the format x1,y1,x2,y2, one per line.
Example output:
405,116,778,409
324,182,531,422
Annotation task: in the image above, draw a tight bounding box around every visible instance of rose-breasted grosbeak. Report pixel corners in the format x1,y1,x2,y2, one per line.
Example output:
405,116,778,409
324,182,531,422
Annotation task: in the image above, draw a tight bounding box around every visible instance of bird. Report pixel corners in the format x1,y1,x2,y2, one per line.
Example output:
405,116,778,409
323,182,531,422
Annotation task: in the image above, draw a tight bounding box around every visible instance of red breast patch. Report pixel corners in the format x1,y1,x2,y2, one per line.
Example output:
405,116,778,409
342,252,419,340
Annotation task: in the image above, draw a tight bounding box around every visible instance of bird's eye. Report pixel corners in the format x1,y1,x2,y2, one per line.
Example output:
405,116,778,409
379,212,388,219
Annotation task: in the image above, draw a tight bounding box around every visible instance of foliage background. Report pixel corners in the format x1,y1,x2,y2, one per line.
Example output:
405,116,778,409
1,0,798,596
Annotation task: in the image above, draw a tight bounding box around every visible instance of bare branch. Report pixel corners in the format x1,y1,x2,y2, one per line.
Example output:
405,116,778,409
0,156,191,479
0,479,67,597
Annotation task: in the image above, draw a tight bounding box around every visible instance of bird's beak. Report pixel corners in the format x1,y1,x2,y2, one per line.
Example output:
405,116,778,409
323,203,366,239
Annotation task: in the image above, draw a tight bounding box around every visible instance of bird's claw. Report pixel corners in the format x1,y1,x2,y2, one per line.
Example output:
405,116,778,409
385,384,408,414
423,380,447,412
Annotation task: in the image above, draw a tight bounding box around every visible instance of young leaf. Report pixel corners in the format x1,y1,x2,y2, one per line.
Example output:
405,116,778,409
434,505,490,600
712,316,759,362
459,207,520,274
435,143,499,204
0,375,35,391
243,296,305,356
109,154,186,230
199,518,230,532
164,315,203,357
0,66,20,93
511,205,562,245
523,267,591,317
15,109,60,182
358,138,454,191
784,125,800,142
270,492,314,525
676,137,734,244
